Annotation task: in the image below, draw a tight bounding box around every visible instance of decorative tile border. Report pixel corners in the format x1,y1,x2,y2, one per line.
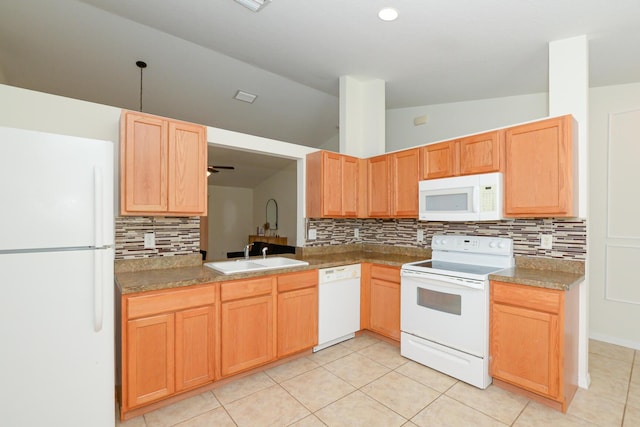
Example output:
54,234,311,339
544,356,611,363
306,218,586,260
115,216,200,259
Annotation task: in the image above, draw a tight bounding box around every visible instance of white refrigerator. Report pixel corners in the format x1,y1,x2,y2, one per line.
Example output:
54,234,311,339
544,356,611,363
0,126,115,426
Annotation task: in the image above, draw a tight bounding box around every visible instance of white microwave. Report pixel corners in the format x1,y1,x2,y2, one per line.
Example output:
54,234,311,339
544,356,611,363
418,172,503,221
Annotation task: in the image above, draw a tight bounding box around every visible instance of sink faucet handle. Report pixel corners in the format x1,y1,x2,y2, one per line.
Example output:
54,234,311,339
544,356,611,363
262,247,268,259
244,243,253,259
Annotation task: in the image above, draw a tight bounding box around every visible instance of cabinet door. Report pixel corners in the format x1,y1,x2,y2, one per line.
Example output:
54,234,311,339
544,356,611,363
175,305,215,391
322,151,343,217
126,313,175,408
167,121,207,215
420,140,457,179
367,155,391,217
504,116,574,217
220,295,274,377
341,155,359,217
391,148,420,217
121,112,168,214
459,131,502,175
369,278,400,341
490,302,560,399
277,287,318,357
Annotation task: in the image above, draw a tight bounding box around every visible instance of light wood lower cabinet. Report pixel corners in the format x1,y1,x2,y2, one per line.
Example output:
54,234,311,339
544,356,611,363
361,264,401,341
490,280,579,412
175,305,216,391
122,285,216,414
220,277,276,377
126,313,175,408
277,270,318,357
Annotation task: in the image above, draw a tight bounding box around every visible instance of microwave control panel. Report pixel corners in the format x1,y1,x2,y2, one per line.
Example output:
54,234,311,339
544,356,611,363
479,185,497,212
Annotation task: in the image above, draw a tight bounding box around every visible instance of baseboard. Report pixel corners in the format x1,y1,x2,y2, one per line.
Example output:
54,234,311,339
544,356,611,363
589,331,640,350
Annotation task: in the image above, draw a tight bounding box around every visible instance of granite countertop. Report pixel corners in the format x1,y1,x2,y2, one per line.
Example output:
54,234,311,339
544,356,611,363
115,245,431,294
115,245,586,295
489,256,585,291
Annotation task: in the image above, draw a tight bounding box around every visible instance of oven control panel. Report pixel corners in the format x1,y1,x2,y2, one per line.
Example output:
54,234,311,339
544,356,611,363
431,234,513,256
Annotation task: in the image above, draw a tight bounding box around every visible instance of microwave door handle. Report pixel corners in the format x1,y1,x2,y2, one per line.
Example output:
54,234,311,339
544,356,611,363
472,185,480,213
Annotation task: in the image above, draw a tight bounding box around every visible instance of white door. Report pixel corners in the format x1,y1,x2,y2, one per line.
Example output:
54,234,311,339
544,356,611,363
590,102,640,346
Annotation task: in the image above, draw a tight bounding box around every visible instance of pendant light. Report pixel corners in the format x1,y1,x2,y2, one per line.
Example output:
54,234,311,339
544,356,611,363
136,60,147,112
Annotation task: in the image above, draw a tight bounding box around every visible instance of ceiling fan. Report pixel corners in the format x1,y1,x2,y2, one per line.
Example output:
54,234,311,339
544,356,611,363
207,165,235,176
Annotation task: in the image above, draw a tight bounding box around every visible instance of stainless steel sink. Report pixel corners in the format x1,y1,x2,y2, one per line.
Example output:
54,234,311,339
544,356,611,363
204,257,309,275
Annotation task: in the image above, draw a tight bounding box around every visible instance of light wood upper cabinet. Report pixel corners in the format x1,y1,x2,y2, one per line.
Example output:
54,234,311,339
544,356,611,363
421,131,503,180
490,280,579,412
459,131,503,175
120,110,207,216
390,148,420,217
342,155,359,217
421,140,458,179
367,154,391,217
306,151,359,218
503,115,576,217
276,270,318,357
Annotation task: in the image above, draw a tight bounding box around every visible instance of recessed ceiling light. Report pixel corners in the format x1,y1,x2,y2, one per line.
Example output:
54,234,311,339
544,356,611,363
233,0,271,12
234,90,258,103
378,7,398,22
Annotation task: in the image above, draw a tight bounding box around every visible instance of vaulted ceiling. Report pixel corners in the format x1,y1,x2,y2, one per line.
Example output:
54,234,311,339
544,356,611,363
1,0,639,186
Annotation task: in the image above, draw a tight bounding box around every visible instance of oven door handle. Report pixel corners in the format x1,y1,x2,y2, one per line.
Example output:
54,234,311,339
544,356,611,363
401,270,485,290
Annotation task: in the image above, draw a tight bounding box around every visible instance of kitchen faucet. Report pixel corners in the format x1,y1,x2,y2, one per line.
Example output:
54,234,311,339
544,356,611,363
244,243,253,260
262,247,268,259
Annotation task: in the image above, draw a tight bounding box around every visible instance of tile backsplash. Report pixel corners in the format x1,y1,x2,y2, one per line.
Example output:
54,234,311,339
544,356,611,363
115,215,586,261
305,218,586,260
115,216,200,259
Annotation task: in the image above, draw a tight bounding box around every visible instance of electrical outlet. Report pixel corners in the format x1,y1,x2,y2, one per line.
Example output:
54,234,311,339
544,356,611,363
308,228,317,240
417,229,424,242
144,232,156,249
354,228,360,238
540,234,553,250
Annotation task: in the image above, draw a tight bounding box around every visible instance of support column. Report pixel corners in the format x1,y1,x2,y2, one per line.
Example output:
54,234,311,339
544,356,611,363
549,35,589,389
339,76,385,157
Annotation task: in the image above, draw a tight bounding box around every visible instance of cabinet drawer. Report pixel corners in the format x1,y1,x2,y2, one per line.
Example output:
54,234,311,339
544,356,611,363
491,281,562,314
127,285,216,319
277,270,318,293
221,276,274,302
371,264,400,283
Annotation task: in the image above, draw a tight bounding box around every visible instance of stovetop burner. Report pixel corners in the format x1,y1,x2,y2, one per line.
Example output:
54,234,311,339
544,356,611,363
402,234,514,281
408,260,507,277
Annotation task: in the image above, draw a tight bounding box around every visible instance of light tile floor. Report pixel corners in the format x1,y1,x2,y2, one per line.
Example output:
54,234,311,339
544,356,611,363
117,335,640,427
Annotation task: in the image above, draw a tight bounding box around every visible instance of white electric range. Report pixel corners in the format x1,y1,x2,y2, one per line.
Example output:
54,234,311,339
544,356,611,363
400,234,514,389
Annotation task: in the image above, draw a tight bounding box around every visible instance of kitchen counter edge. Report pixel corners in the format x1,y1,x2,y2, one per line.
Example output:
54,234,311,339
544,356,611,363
489,256,585,291
116,251,586,295
116,251,420,295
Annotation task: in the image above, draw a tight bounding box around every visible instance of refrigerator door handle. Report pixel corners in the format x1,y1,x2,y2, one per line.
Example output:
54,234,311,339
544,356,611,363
93,250,104,332
94,166,104,248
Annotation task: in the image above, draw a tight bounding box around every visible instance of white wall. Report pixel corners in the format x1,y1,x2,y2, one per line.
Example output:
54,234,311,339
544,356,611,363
207,185,254,260
0,84,122,213
589,82,640,349
253,162,298,245
386,93,548,151
0,85,120,141
0,84,316,247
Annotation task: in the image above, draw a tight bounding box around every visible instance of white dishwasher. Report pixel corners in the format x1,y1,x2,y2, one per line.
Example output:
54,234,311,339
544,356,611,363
314,264,361,352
